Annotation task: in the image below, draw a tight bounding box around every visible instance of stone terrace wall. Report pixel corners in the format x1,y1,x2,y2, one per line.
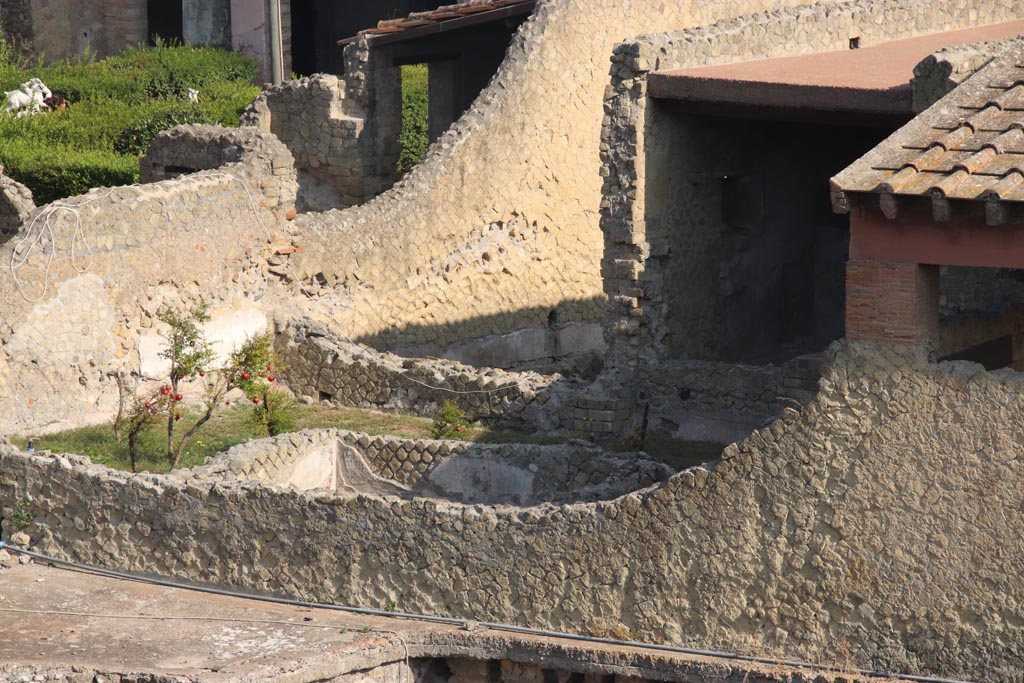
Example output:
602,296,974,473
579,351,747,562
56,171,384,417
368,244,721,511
599,0,1023,388
275,0,840,357
0,125,297,434
277,318,577,431
4,342,1024,680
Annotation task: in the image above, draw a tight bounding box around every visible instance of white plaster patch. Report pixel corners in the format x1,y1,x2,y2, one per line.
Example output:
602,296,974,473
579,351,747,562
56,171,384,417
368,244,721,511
284,445,337,490
139,301,267,377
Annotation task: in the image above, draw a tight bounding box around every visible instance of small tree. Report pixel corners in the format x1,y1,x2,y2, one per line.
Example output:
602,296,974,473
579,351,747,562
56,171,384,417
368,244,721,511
115,314,287,471
430,399,468,440
158,303,216,466
229,333,295,437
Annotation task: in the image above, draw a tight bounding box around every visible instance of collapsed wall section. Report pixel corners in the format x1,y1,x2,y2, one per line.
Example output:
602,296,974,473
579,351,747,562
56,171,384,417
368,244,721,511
4,342,1024,680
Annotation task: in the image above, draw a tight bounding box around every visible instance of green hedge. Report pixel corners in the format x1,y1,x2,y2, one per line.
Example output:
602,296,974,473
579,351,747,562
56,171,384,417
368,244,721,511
398,64,429,174
0,43,260,204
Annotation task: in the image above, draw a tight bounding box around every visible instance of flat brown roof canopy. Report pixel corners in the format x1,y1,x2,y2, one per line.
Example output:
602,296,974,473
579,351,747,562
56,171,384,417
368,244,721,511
649,20,1024,123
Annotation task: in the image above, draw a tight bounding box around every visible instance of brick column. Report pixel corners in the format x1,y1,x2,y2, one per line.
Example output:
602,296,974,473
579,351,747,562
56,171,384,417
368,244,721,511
846,258,939,347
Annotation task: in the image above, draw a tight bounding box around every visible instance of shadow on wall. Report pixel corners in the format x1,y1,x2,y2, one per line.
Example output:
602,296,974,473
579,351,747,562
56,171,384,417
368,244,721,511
351,296,608,376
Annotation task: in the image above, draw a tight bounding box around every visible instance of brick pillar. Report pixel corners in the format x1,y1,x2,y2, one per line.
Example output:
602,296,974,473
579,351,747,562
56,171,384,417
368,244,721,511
846,258,939,347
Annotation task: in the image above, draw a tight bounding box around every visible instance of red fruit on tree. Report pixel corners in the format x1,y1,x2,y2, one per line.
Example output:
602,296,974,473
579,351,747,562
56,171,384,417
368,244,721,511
267,375,275,382
144,401,152,408
242,372,250,380
225,400,231,406
174,413,181,421
253,397,261,404
199,371,205,377
175,394,183,401
455,425,464,432
267,364,274,371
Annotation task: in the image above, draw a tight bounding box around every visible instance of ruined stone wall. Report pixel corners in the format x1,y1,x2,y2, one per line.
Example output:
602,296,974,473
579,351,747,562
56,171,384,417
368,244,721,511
912,35,1024,112
600,0,1022,386
4,342,1024,680
0,172,35,239
241,74,379,208
0,125,296,434
277,318,576,431
195,428,673,504
270,0,851,359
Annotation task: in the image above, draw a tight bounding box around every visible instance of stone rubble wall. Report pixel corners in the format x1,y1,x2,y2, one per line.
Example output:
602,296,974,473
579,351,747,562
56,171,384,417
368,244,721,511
3,342,1024,680
0,125,297,434
599,0,1023,391
273,0,842,359
912,35,1024,112
0,171,35,239
277,317,578,431
241,73,383,207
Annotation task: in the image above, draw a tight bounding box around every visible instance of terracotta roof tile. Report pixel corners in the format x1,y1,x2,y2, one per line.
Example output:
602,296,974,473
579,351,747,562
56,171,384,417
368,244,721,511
832,45,1024,223
339,0,535,46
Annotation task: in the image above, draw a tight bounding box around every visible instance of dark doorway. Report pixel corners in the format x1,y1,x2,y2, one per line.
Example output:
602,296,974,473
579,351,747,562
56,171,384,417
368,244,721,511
291,0,318,76
148,0,184,45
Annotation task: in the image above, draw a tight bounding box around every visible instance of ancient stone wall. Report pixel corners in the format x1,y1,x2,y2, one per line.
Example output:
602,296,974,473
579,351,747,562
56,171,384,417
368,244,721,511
277,318,576,431
241,74,379,209
599,0,1022,389
194,428,673,505
0,125,296,434
0,172,35,239
270,0,850,361
4,342,1024,680
912,36,1024,112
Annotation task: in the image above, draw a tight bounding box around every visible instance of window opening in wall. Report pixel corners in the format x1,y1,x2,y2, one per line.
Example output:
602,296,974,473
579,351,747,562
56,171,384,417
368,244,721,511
398,63,429,174
147,0,184,45
937,267,1024,371
291,0,319,76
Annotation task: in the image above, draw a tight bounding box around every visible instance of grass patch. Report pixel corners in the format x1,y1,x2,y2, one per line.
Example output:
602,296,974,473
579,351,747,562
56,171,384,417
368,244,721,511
0,42,260,204
12,403,722,474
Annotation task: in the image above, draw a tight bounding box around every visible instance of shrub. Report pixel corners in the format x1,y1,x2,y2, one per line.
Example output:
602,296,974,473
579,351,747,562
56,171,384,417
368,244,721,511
398,64,428,173
114,106,212,157
0,43,260,203
0,143,138,205
430,399,468,440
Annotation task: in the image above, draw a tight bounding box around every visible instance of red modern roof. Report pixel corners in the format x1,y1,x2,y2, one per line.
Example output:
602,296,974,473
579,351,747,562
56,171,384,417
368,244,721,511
649,20,1024,117
339,0,536,46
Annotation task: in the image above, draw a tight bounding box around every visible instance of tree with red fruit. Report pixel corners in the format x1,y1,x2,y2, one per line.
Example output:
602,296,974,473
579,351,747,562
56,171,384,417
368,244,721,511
228,332,295,437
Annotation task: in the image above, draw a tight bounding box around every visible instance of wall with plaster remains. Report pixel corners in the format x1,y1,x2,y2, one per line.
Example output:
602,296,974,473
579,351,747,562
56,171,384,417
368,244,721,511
196,429,674,505
0,125,296,434
4,342,1024,681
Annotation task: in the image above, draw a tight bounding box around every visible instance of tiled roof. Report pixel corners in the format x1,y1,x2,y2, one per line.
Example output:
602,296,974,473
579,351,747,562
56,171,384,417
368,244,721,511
831,46,1024,223
339,0,535,46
